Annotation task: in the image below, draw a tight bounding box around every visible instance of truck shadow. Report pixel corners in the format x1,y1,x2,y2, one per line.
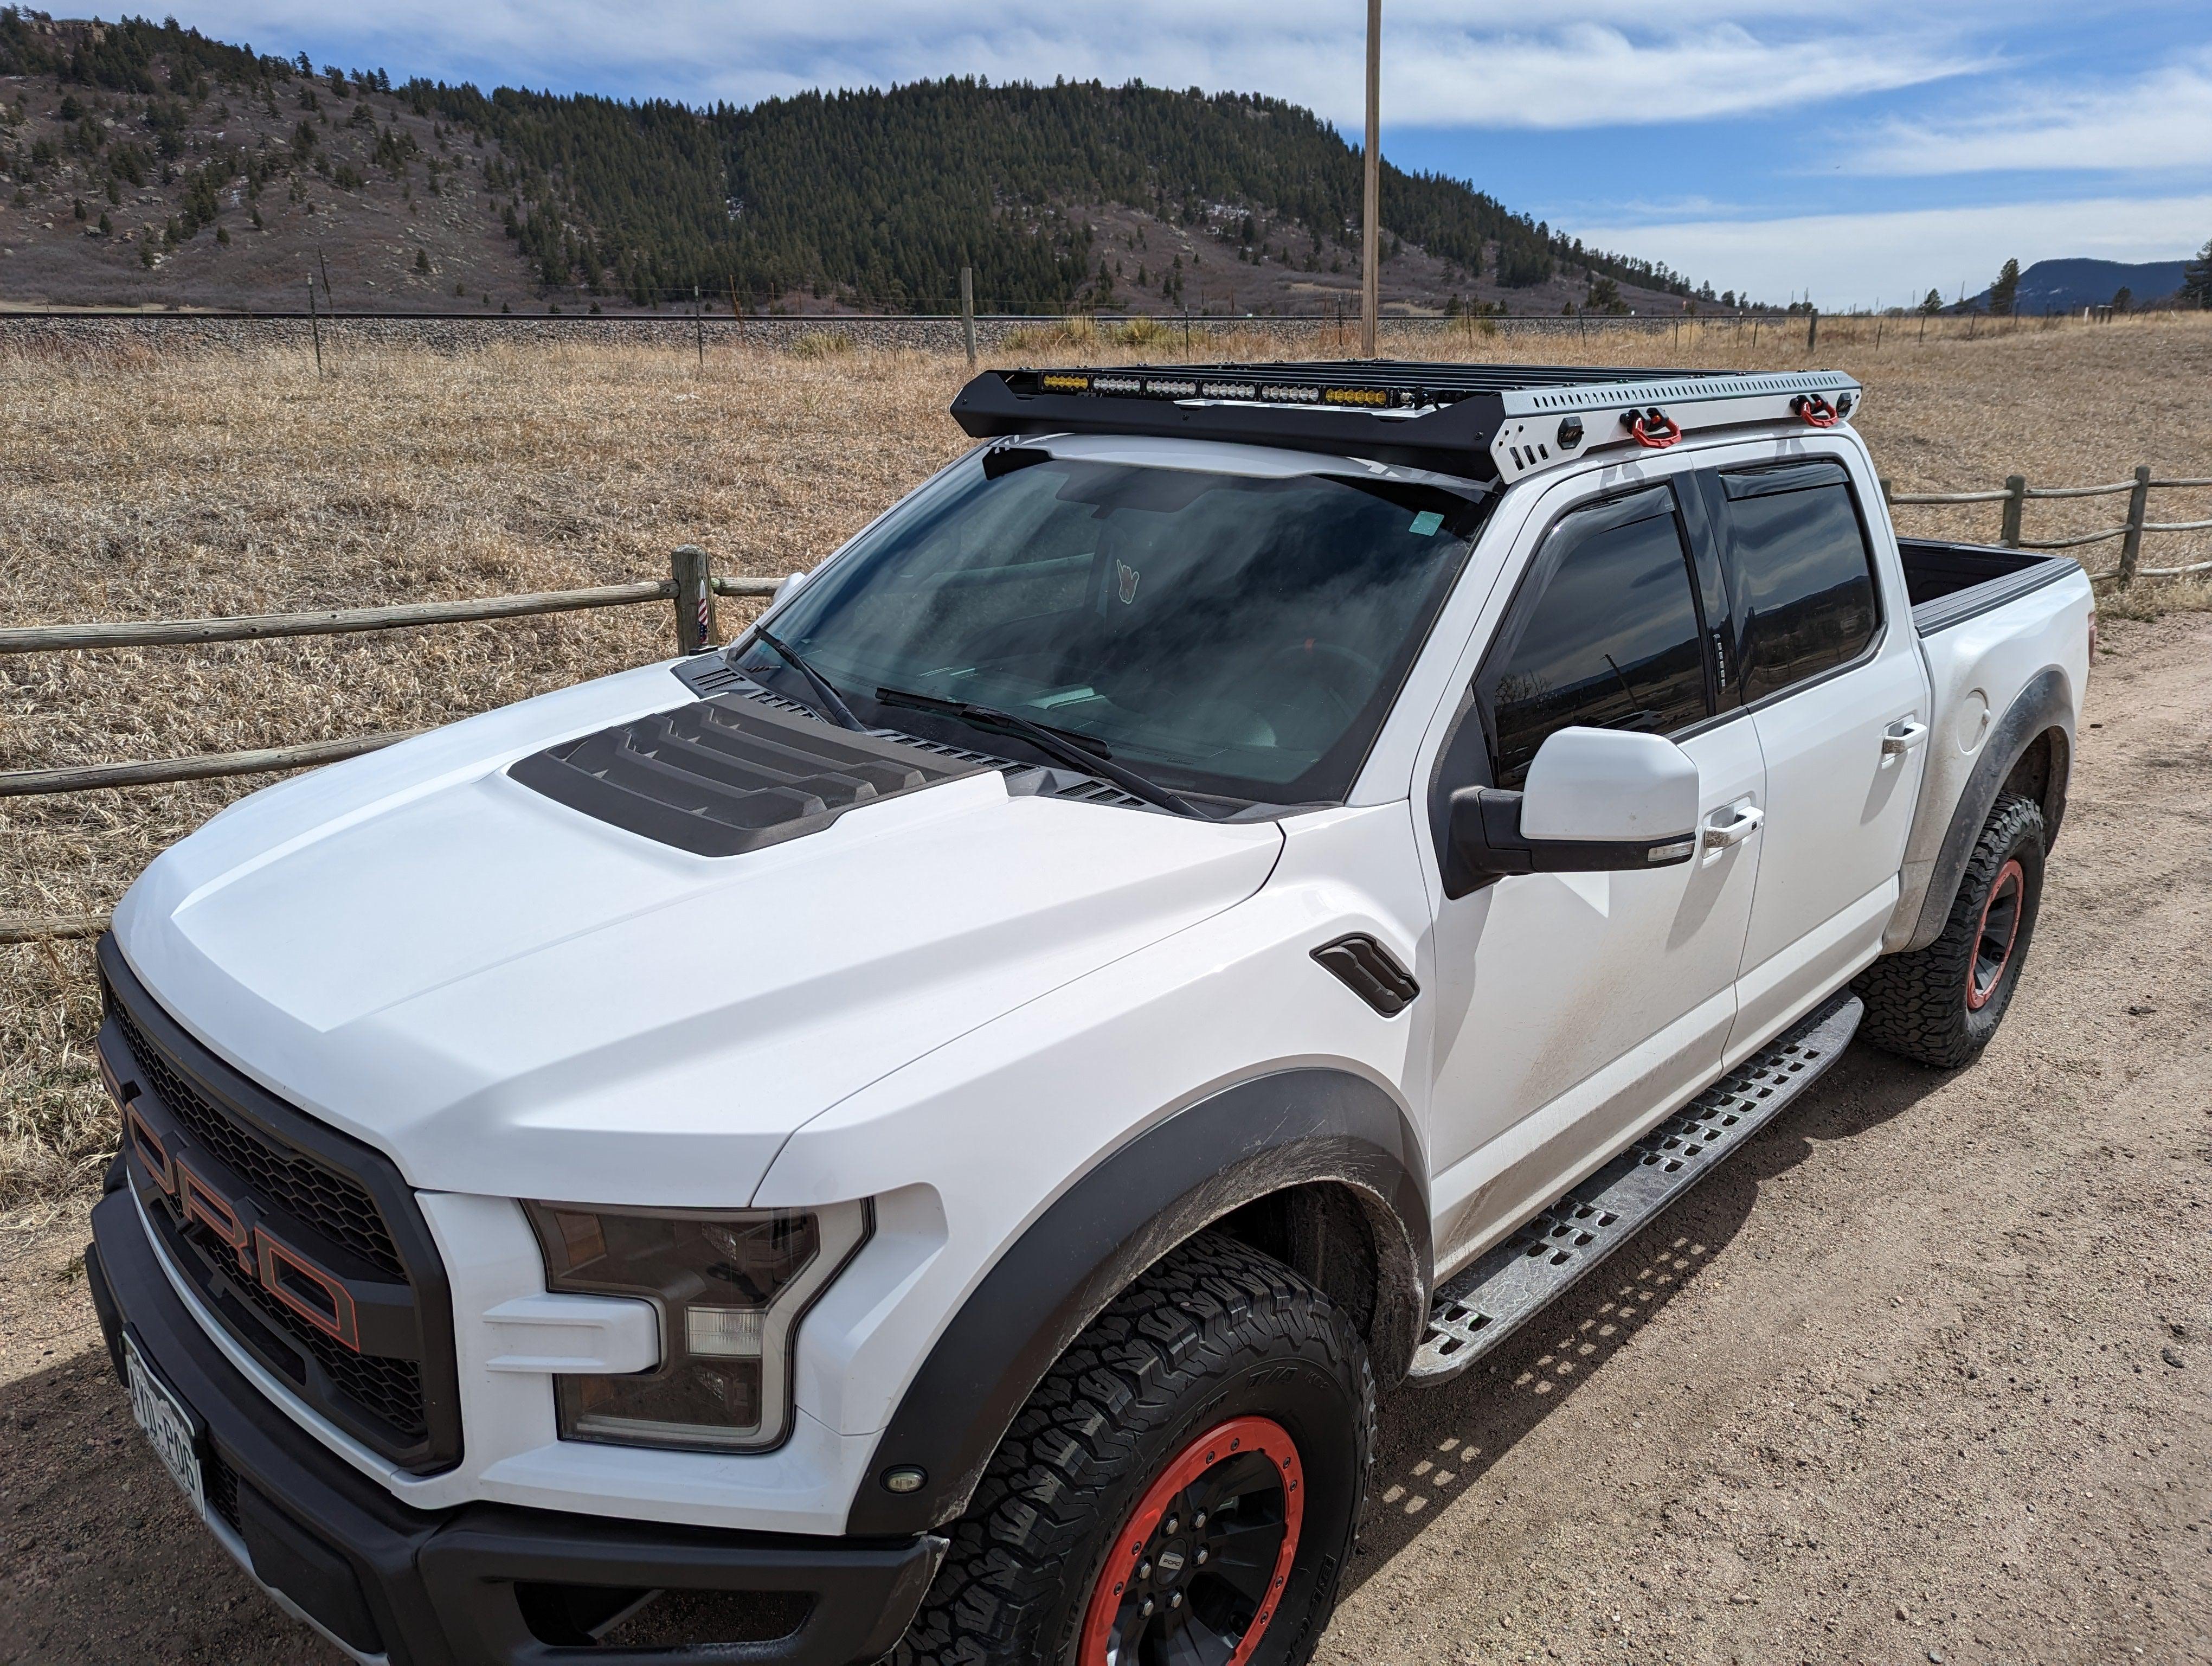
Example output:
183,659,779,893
0,1343,348,1665
1338,1041,1949,1594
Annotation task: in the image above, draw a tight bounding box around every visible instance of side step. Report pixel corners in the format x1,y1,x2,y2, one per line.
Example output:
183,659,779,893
1408,995,1862,1383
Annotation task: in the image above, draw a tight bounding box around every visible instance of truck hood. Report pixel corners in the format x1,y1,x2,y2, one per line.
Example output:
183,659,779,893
115,663,1284,1205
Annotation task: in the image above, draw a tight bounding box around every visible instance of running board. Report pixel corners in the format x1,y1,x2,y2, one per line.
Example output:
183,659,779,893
1409,995,1862,1383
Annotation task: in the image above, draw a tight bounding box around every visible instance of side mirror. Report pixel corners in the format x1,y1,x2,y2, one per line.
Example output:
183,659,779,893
1448,727,1700,888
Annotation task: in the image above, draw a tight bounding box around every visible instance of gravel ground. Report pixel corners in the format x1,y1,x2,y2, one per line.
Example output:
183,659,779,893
2,613,2207,1666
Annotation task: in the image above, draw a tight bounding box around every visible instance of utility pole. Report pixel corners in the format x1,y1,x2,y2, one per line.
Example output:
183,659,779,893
960,265,978,368
1360,0,1381,358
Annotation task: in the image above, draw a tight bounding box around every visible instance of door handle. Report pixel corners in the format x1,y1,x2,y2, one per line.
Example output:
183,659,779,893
1881,718,1929,757
1701,802,1764,852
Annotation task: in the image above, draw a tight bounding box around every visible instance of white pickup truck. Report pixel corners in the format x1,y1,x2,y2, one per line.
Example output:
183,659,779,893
86,360,2091,1666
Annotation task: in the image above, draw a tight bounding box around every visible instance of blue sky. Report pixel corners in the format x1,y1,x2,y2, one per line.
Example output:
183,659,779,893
160,1,2212,309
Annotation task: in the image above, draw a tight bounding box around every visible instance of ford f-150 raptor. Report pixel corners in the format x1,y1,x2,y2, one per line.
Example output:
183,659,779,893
83,358,2092,1666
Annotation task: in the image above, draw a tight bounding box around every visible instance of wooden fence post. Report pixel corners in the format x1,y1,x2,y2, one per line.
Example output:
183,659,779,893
671,544,716,652
2117,464,2152,586
2000,475,2027,548
1807,310,1818,353
960,266,979,368
306,278,323,379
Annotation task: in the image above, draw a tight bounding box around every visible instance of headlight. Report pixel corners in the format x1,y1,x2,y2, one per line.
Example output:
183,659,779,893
524,1201,870,1453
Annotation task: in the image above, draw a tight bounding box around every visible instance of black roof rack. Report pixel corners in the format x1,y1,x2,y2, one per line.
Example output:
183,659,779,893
950,359,1863,484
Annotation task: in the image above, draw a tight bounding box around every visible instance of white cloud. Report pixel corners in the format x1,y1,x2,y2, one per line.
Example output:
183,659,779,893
1373,24,1973,130
1577,194,2212,310
183,1,1979,129
1851,48,2212,175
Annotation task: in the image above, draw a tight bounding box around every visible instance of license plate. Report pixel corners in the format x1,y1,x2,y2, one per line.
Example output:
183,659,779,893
124,1332,205,1516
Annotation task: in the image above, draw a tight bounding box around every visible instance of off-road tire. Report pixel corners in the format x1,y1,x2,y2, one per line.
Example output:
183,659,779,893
894,1231,1374,1666
1854,793,2046,1068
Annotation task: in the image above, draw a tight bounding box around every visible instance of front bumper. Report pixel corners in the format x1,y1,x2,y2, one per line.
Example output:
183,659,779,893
86,1187,944,1666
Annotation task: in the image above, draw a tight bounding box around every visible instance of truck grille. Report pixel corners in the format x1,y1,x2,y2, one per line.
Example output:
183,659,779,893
224,1250,431,1440
107,998,406,1281
98,937,461,1474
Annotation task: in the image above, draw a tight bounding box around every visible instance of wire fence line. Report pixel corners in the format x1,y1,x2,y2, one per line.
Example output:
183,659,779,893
4,463,2206,943
0,304,2078,361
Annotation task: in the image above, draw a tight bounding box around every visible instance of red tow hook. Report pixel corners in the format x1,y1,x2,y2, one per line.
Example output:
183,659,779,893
1791,393,1840,428
1623,407,1682,448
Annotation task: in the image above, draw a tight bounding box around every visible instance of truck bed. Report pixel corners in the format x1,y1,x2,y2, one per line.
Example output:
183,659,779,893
1902,539,2081,636
1887,535,2094,956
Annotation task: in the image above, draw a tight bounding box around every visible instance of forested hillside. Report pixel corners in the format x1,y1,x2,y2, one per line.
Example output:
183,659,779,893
1,11,1719,314
430,74,1704,310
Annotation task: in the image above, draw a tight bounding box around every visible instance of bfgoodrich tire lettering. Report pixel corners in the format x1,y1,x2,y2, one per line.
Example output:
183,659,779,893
1854,793,2046,1069
893,1232,1374,1666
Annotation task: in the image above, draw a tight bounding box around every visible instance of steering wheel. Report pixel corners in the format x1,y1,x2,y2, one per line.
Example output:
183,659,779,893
1262,640,1379,726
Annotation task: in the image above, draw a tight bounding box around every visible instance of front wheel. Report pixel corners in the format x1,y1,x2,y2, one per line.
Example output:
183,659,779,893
1855,793,2047,1068
896,1232,1373,1666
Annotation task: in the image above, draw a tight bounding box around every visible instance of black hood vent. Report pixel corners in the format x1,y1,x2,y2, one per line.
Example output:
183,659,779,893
511,695,986,857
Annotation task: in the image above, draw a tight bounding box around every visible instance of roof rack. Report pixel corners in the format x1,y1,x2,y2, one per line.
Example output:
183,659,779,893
950,359,1864,484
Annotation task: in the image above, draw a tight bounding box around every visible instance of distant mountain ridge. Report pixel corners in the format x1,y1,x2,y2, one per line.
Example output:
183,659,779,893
1962,257,2188,315
0,11,1721,315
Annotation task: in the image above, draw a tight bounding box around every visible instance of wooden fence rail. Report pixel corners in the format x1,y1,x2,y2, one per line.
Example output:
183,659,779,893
1,550,785,942
0,579,674,656
0,731,426,799
1882,469,2212,581
0,913,110,945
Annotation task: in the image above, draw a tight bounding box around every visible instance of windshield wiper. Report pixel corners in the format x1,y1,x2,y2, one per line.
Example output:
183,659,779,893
743,624,865,731
876,687,1200,817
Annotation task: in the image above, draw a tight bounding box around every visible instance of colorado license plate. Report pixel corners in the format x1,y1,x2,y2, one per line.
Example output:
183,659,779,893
124,1332,205,1515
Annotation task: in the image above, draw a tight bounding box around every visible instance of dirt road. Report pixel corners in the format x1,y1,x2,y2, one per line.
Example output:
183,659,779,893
4,612,2208,1666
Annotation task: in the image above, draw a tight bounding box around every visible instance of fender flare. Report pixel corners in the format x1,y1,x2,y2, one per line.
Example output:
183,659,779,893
1904,666,2072,952
843,1068,1430,1536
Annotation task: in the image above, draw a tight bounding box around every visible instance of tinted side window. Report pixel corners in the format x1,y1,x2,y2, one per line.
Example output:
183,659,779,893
1481,486,1711,789
1719,467,1880,702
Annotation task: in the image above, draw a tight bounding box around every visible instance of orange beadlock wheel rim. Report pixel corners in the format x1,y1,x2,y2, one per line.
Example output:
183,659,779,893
1077,1417,1304,1666
1967,857,2025,1011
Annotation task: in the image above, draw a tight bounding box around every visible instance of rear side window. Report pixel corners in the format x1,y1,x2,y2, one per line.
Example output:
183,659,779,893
1480,484,1711,789
1716,463,1880,702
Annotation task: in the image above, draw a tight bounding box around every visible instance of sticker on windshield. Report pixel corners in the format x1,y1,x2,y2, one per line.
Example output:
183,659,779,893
1116,560,1141,604
1408,510,1445,536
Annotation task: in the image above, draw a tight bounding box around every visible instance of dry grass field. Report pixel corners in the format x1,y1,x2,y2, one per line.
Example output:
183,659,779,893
1,314,2209,1665
2,311,2209,1206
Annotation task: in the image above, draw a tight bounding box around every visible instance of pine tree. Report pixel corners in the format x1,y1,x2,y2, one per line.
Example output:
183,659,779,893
2184,238,2212,309
1988,258,2021,316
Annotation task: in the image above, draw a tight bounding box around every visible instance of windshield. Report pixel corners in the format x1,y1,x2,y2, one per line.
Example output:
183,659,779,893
732,449,1488,807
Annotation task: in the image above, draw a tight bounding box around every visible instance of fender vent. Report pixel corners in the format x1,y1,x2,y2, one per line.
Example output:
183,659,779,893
511,695,985,857
1311,934,1419,1017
